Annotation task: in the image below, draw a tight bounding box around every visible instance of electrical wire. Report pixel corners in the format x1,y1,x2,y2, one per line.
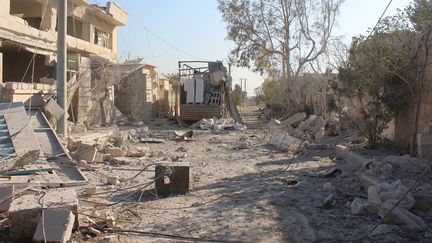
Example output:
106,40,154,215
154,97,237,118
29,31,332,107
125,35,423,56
366,0,394,39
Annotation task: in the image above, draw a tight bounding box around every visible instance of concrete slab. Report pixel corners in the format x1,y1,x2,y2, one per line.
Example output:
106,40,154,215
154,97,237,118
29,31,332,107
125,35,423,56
33,209,75,243
0,185,14,212
8,189,78,239
269,133,296,151
155,162,190,195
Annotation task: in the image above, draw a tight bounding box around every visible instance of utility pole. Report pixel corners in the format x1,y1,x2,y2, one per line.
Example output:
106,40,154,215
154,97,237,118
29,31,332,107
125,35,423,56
243,78,247,107
56,0,67,137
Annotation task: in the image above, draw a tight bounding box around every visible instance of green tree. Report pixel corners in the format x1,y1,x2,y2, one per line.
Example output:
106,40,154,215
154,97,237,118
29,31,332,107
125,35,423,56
333,1,432,148
232,84,247,106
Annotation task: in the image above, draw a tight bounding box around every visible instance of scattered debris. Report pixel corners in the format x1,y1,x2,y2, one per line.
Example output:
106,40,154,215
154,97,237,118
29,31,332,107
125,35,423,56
86,186,99,195
155,163,190,195
351,179,425,231
107,176,120,186
269,133,297,151
140,138,166,144
33,209,75,243
282,112,306,126
174,130,194,141
9,189,78,239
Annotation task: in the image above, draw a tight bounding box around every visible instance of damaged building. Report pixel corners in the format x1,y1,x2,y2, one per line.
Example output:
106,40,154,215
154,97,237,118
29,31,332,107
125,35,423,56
0,0,128,129
112,62,176,122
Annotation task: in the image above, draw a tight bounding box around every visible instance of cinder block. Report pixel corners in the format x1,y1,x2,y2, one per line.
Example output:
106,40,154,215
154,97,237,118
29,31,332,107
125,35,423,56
155,162,190,195
33,209,75,243
9,189,78,239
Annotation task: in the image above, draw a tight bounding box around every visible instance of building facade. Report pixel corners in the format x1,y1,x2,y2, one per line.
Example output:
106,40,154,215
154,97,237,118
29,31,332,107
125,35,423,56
0,0,128,127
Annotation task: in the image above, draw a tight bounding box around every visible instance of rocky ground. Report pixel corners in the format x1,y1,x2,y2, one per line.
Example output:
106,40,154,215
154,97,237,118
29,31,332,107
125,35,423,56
41,106,432,242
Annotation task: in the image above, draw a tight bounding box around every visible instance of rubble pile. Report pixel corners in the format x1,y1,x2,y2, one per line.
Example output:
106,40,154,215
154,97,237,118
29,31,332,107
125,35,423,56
332,145,432,236
191,118,247,131
275,112,341,142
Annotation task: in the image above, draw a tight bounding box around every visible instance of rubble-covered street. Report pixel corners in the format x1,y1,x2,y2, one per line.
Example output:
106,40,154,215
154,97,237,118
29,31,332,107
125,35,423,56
1,0,432,242
2,106,431,242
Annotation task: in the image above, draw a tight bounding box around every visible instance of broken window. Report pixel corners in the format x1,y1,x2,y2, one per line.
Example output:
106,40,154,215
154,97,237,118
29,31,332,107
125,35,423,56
23,17,41,29
67,17,84,40
93,27,112,49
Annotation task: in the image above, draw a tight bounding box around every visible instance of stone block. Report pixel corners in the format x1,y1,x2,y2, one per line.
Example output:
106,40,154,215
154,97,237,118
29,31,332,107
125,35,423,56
75,144,97,163
0,185,14,212
359,174,383,192
107,147,126,157
269,133,296,151
33,209,75,243
9,189,78,239
155,163,190,195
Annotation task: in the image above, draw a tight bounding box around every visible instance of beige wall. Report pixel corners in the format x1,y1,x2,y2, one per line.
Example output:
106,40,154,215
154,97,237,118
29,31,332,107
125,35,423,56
394,52,432,146
0,0,10,15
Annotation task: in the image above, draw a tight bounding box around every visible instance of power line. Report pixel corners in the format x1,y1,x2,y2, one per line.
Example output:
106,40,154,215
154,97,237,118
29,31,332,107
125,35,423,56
126,14,205,61
367,0,394,39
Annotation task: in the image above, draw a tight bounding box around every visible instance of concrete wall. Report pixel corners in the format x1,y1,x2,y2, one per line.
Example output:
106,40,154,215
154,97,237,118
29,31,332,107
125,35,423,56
394,51,432,147
115,68,151,121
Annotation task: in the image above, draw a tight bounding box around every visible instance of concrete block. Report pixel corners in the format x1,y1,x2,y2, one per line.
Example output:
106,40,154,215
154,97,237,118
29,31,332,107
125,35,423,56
269,133,296,151
9,189,78,239
155,163,190,195
335,145,348,158
107,176,119,185
107,147,126,157
359,174,383,192
75,144,97,163
0,185,14,212
282,112,306,126
33,209,75,243
335,144,372,171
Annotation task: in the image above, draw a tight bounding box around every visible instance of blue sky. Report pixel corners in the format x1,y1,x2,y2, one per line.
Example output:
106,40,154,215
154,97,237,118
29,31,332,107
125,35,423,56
92,0,412,95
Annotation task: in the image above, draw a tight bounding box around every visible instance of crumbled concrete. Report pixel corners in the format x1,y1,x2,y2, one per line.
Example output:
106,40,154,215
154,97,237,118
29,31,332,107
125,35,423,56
107,176,120,186
8,189,78,239
33,209,75,243
107,147,126,157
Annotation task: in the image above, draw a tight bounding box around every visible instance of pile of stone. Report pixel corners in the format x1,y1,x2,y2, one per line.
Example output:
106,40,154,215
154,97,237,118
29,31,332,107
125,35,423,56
67,127,153,165
334,145,431,234
276,112,340,141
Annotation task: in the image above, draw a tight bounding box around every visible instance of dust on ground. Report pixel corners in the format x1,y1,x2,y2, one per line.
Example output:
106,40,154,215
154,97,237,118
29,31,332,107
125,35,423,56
70,106,432,243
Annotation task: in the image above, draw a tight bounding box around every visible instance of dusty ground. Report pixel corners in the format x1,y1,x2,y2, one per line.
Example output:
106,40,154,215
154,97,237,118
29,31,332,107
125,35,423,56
66,106,432,243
